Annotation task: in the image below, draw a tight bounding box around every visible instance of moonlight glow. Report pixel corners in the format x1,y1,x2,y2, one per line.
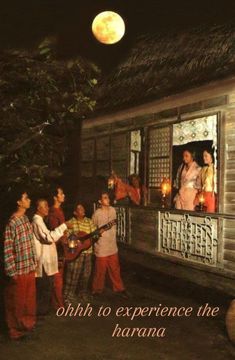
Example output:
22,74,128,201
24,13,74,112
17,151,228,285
92,11,125,45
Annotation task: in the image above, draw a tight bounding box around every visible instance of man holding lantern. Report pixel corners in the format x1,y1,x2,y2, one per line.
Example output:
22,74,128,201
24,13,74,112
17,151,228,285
63,203,96,304
109,171,147,206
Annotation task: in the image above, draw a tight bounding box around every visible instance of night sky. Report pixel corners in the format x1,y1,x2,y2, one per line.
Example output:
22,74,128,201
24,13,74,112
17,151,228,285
1,0,235,71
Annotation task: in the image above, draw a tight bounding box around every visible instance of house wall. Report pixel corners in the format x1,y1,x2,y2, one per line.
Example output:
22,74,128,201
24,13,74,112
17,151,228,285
80,77,235,294
223,107,235,273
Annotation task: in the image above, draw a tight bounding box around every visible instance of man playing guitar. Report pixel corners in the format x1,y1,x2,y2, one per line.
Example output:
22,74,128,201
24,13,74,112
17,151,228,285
63,203,96,304
92,192,127,298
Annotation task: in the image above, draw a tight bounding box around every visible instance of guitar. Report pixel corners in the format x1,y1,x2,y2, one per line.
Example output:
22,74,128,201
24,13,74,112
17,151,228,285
63,219,117,262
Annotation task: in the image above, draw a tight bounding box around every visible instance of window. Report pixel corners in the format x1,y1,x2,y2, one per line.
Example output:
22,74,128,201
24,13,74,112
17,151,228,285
148,126,171,203
130,130,142,175
172,115,218,212
147,114,218,211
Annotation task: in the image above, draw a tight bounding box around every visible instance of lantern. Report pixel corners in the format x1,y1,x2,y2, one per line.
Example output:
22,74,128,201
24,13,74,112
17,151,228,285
67,234,78,253
160,178,171,208
161,178,171,196
108,176,115,190
198,192,206,211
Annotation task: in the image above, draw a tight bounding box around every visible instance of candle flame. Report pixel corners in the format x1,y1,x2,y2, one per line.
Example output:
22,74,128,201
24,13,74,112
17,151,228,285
199,193,205,204
161,178,171,195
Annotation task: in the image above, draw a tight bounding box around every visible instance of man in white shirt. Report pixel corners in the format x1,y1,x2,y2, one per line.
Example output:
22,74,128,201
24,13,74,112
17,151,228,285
32,199,69,316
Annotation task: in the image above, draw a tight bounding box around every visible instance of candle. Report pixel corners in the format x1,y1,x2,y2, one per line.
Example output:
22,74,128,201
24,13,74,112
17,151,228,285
68,239,76,249
197,192,206,211
161,178,171,208
199,193,205,205
162,184,167,194
161,178,171,196
108,177,115,190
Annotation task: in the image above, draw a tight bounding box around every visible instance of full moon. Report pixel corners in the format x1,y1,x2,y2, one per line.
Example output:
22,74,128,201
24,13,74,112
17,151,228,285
92,11,125,45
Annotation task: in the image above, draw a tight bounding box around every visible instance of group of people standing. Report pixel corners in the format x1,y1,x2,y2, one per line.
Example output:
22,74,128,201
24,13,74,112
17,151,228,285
2,147,217,341
174,148,216,212
108,148,217,213
3,186,126,341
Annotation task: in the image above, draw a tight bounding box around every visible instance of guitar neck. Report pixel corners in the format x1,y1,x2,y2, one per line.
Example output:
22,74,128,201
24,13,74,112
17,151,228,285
98,220,116,232
77,220,116,242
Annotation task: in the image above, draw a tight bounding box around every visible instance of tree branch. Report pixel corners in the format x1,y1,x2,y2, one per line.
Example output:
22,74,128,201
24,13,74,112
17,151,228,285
0,121,51,160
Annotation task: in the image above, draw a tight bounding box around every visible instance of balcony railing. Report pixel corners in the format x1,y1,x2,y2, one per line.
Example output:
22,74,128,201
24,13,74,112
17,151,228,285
158,211,218,265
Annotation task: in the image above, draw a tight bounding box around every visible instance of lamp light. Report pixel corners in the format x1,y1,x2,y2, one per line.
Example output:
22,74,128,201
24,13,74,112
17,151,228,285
161,178,171,208
108,176,115,190
67,234,78,253
198,192,206,211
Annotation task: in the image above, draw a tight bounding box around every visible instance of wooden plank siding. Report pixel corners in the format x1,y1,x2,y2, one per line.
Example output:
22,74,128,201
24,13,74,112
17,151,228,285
129,208,157,254
223,218,235,272
223,110,235,271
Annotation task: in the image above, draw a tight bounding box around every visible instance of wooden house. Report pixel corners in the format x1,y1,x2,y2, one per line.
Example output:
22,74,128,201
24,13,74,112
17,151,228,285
79,23,235,295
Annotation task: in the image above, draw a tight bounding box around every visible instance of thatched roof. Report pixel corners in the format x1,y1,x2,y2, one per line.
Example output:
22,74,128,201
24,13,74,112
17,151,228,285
95,22,235,114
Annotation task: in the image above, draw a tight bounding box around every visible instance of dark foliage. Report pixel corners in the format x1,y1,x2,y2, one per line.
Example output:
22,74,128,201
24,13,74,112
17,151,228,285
0,37,100,224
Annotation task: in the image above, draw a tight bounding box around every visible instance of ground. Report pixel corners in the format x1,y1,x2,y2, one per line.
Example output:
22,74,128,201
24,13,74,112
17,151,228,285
0,259,235,360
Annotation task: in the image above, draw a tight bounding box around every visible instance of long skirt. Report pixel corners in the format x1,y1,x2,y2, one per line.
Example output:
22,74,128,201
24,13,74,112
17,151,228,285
203,191,216,213
175,187,197,211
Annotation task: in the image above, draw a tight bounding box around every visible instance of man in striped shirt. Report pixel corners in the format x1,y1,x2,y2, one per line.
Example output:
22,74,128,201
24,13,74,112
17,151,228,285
4,189,37,340
64,203,96,303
